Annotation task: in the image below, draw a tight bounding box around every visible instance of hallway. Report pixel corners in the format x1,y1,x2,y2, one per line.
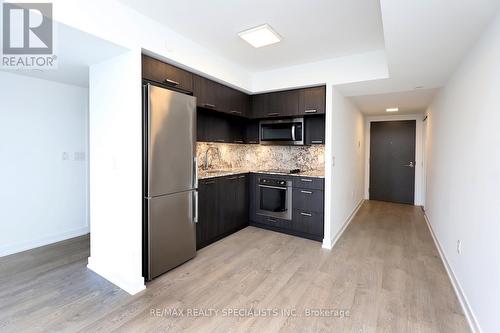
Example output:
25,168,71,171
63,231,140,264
0,201,468,332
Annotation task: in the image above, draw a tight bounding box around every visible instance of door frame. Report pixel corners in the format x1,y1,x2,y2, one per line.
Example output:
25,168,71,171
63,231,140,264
364,114,425,205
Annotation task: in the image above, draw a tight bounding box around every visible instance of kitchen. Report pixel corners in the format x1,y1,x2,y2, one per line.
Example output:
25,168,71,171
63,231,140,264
142,54,326,280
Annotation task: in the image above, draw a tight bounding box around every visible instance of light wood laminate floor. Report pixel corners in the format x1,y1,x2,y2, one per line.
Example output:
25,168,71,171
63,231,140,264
0,201,469,332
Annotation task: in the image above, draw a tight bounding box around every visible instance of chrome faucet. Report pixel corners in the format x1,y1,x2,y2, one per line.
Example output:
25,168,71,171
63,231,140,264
204,146,219,170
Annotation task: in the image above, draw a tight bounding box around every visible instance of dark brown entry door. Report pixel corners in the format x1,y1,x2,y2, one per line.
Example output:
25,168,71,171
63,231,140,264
369,120,416,204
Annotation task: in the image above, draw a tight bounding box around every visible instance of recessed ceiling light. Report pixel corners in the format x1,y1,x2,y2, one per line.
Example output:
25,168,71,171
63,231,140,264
238,24,281,48
386,108,399,112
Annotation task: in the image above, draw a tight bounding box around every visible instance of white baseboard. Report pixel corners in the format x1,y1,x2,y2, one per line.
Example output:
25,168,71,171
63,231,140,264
0,226,90,257
423,213,481,333
87,257,145,295
322,199,364,250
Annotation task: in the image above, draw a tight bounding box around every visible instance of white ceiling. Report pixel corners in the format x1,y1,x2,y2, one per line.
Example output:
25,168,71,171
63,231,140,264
1,23,127,87
349,88,438,116
118,0,500,116
335,0,500,115
118,0,385,72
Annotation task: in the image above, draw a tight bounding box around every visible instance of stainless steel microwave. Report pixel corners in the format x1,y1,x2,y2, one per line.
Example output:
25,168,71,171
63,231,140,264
259,118,304,145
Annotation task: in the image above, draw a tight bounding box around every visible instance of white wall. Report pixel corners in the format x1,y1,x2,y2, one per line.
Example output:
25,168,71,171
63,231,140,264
0,72,89,256
87,50,144,295
252,50,388,92
323,88,365,248
424,11,500,333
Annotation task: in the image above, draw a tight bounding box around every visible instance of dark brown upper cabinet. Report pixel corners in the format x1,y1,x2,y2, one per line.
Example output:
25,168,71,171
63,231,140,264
193,75,227,112
193,75,250,117
142,54,193,92
227,89,250,117
268,90,299,117
305,115,325,145
251,93,269,119
251,89,304,119
298,86,326,115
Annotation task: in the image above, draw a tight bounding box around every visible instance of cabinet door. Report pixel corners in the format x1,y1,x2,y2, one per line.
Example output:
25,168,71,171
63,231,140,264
251,93,269,119
275,90,299,117
218,176,235,234
193,75,224,111
227,89,250,117
245,120,260,144
231,117,245,144
298,86,325,115
142,55,193,92
305,115,325,145
197,179,219,249
235,174,249,229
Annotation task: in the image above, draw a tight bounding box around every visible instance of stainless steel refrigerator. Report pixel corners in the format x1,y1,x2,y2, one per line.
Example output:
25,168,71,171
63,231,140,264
143,83,197,281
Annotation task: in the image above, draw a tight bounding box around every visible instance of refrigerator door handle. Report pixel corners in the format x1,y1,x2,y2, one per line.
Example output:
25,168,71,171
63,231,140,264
193,157,198,188
193,190,198,223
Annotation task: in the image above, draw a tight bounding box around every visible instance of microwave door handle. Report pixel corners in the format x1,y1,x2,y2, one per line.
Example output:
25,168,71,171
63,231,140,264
291,124,296,141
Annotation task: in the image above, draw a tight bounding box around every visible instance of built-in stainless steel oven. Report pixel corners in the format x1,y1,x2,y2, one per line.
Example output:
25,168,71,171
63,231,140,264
260,118,304,145
256,177,293,220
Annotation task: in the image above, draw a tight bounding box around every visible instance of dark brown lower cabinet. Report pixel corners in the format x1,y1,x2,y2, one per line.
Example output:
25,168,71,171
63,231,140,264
292,210,324,239
196,174,249,250
196,179,219,249
249,173,324,241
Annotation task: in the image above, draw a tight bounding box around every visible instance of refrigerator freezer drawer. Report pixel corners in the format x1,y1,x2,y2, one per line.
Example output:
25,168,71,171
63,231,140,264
147,190,196,280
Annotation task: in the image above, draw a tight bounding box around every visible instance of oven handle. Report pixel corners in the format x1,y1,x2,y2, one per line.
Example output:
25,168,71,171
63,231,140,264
258,184,287,190
291,124,296,141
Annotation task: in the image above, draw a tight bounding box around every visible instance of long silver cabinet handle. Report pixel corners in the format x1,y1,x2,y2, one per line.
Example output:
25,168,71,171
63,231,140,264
300,212,312,217
300,190,313,194
165,78,180,86
300,178,313,182
304,109,317,113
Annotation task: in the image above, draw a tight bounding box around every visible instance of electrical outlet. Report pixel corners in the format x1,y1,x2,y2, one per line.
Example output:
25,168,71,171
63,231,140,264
74,152,86,161
457,240,462,255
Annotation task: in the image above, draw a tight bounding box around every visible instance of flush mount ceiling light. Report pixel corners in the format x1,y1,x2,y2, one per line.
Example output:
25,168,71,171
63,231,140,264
386,108,399,112
238,24,281,48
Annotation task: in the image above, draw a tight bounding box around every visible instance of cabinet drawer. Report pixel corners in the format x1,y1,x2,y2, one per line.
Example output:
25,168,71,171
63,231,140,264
292,210,324,237
292,188,324,213
292,177,324,190
142,55,193,92
252,214,291,229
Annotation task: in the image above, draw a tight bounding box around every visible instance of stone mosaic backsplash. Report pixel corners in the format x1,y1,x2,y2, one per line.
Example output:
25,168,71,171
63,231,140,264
196,142,325,172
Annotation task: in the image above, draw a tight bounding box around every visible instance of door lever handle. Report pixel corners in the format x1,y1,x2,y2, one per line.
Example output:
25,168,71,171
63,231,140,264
403,162,414,168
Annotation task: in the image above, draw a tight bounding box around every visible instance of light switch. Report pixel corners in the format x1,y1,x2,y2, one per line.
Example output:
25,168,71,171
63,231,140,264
62,152,69,160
